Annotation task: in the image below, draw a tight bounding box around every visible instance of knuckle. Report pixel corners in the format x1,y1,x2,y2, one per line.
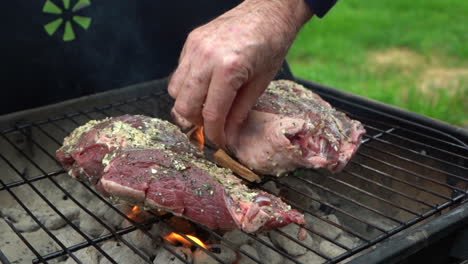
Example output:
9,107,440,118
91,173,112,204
221,56,251,88
174,103,193,118
200,46,214,60
202,108,222,124
222,55,243,72
187,30,200,41
190,74,205,86
168,86,177,98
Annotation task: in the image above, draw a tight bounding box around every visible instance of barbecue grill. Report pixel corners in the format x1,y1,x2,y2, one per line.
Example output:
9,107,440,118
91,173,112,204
0,78,467,264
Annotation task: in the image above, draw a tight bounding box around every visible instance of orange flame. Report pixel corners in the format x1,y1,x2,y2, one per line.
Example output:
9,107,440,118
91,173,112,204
195,126,205,151
164,232,207,249
128,206,140,220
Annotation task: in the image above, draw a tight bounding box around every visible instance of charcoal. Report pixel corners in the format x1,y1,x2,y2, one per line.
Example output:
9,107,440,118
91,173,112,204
193,244,236,264
100,241,147,264
336,234,359,249
65,246,99,264
262,181,280,195
238,244,259,264
53,226,84,247
306,214,343,240
79,210,106,238
222,229,252,248
122,227,158,258
281,177,322,212
1,207,79,232
153,246,192,264
269,225,315,257
319,240,346,258
252,235,283,264
283,250,326,264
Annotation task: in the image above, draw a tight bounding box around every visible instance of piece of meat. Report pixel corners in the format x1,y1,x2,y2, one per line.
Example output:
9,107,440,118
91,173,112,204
56,115,201,184
172,80,366,175
236,80,366,175
56,115,305,233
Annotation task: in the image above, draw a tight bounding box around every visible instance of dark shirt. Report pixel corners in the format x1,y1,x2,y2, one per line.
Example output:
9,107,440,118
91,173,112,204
1,1,240,114
0,0,335,115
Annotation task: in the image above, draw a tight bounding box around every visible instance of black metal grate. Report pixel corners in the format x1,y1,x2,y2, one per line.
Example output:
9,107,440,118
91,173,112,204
0,88,467,264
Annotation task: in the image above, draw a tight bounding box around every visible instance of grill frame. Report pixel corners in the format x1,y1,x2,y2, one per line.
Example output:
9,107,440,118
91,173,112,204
0,78,466,264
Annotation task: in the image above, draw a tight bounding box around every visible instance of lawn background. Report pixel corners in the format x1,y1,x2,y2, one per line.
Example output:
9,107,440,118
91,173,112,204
287,0,467,127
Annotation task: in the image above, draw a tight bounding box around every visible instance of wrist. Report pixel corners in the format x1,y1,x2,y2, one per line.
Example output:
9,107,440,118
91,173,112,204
241,0,313,35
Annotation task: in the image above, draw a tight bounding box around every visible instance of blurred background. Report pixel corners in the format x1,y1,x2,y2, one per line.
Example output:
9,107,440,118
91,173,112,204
287,0,467,127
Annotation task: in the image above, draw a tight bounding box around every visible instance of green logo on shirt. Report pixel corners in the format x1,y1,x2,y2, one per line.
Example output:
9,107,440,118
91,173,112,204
42,0,92,41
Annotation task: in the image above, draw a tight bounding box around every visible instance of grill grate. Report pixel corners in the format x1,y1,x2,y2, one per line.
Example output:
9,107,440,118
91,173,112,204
0,88,467,264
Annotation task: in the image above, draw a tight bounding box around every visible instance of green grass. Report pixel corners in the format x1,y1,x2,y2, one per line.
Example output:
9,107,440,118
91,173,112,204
287,0,468,126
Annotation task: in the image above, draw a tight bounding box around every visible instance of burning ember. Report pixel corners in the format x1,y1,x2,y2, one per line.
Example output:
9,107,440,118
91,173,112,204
165,233,207,249
128,206,140,220
195,126,205,151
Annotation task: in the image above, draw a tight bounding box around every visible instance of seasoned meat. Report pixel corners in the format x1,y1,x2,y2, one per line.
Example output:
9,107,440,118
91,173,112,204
233,80,366,175
56,115,305,233
173,80,366,176
56,115,200,184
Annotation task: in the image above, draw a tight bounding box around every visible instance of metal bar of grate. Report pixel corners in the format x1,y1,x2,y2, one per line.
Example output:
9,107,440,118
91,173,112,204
361,128,467,182
348,111,468,151
0,196,47,264
341,170,435,208
14,128,153,263
362,137,468,181
273,228,331,260
362,125,468,171
0,249,11,264
293,175,403,225
268,180,376,239
311,88,468,148
74,183,193,264
0,135,117,264
0,170,64,191
325,192,467,264
352,154,463,194
36,217,159,263
326,176,423,217
0,177,81,264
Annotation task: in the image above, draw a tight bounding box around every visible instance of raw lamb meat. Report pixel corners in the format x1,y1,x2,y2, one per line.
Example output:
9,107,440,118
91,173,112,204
56,115,305,233
173,80,366,175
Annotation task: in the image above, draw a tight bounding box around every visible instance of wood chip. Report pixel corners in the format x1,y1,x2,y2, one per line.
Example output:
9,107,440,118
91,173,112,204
214,149,261,183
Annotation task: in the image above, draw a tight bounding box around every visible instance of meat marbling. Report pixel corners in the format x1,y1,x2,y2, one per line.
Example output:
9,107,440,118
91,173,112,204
56,115,305,233
173,80,366,176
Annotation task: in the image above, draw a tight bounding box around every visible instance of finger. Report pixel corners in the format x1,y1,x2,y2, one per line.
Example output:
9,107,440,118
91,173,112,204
173,66,212,126
203,62,249,147
168,39,193,98
168,57,190,99
171,107,194,130
225,73,274,146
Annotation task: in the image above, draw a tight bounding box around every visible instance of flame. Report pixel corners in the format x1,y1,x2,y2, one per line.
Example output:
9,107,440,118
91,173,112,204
164,232,207,249
195,126,205,151
128,206,140,220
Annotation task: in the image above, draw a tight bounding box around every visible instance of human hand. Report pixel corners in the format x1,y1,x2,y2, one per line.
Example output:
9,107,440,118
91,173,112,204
169,0,312,147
